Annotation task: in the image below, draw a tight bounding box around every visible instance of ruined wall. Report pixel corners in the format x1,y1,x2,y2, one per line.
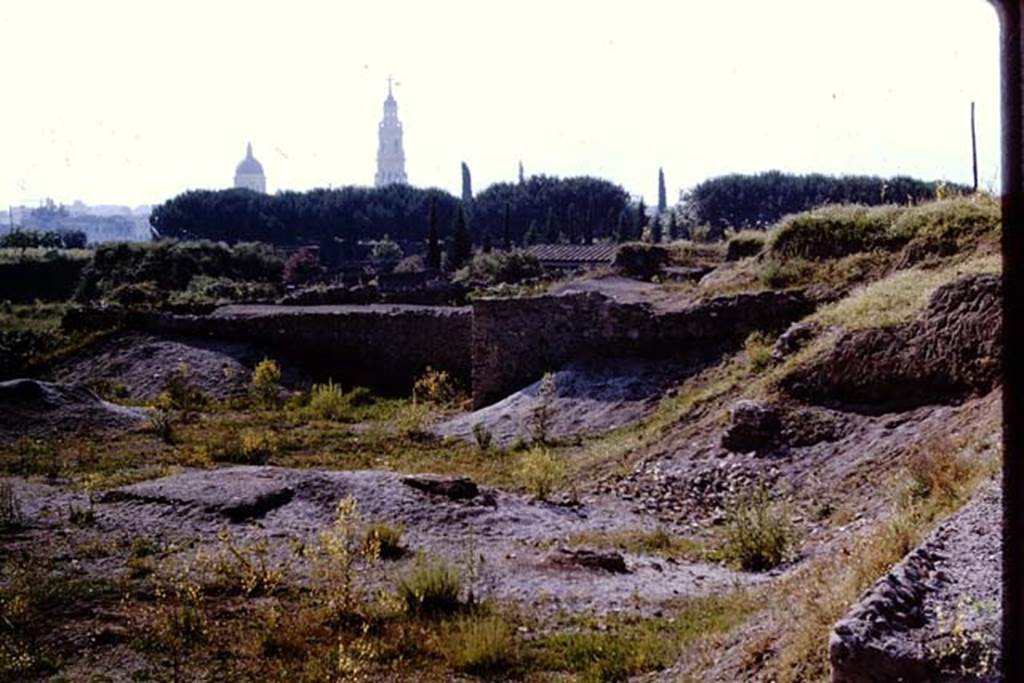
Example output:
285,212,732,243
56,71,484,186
143,304,473,392
471,293,652,407
471,290,812,407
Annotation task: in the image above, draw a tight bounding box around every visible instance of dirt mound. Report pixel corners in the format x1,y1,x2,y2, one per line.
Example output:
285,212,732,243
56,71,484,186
435,357,696,447
830,483,1001,682
783,274,1000,411
53,332,308,401
0,378,146,443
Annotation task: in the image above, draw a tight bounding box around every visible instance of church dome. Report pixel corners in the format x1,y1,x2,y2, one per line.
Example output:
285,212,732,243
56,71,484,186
235,142,264,175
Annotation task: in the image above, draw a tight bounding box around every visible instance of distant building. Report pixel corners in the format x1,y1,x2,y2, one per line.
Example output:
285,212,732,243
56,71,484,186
234,142,266,193
375,78,408,188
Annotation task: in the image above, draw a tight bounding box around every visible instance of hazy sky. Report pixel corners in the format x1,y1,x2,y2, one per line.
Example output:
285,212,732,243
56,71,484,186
0,0,1003,209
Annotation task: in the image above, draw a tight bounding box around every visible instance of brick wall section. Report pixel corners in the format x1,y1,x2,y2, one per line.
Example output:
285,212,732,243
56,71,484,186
471,290,812,407
142,304,473,392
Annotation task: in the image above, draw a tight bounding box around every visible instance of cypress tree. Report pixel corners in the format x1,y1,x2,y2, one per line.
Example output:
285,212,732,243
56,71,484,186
482,225,492,253
658,168,667,214
446,208,473,271
426,198,441,271
667,212,678,241
461,162,473,203
636,198,646,236
518,161,525,184
502,202,512,250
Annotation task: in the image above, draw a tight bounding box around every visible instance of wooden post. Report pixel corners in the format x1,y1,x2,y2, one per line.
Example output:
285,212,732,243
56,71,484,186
972,101,980,192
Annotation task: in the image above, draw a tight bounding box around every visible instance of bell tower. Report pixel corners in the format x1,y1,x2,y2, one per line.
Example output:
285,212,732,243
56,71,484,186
375,76,408,188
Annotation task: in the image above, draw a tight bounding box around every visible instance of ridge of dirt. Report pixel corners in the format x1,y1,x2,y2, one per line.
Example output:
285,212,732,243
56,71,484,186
0,378,146,444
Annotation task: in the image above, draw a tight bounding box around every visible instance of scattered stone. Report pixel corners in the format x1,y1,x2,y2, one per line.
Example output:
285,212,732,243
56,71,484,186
545,548,630,574
401,474,480,500
721,399,781,453
771,321,817,361
830,484,1002,682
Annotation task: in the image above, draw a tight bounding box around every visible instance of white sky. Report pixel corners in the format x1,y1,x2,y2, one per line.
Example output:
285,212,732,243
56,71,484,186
0,0,1003,208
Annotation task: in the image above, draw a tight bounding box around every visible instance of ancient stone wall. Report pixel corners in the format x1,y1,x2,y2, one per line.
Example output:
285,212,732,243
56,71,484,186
471,289,812,407
143,304,473,393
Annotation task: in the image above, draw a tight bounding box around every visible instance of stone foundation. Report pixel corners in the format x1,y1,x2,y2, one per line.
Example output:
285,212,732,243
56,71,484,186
142,304,473,392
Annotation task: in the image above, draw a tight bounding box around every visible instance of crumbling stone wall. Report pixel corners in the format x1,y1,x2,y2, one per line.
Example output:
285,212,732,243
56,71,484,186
471,289,812,407
144,304,473,392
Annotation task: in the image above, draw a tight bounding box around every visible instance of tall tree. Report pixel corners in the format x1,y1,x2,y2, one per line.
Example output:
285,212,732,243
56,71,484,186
544,207,558,244
657,168,667,214
502,202,512,250
650,214,663,243
667,212,679,241
461,162,473,203
518,161,525,185
426,198,441,271
446,208,473,270
482,225,493,253
635,198,646,241
566,203,577,244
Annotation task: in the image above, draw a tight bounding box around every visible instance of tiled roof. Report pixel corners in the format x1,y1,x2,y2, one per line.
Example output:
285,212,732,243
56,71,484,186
526,244,617,263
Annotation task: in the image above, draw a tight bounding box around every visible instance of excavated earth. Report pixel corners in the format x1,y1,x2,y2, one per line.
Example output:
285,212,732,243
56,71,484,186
434,356,698,447
4,466,759,617
0,378,146,444
53,332,311,401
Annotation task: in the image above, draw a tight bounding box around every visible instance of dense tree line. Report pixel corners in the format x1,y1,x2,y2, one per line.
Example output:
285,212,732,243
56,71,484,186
471,175,629,245
150,185,462,253
680,171,967,237
149,175,630,254
0,228,87,250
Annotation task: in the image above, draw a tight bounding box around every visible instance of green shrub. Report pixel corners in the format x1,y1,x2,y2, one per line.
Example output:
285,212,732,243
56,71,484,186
159,363,206,415
744,332,774,372
611,243,670,279
412,367,460,405
364,522,405,560
166,276,279,307
395,556,463,616
148,408,176,444
725,230,767,261
308,380,348,419
455,250,542,286
717,485,795,571
768,204,905,261
889,195,1000,257
210,428,279,465
517,447,565,500
529,372,557,443
75,239,284,305
472,423,494,450
250,358,282,409
446,616,516,675
0,254,90,303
